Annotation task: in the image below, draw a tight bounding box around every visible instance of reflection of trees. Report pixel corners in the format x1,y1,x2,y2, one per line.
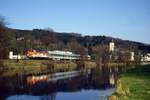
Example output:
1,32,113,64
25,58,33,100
68,76,86,91
0,67,122,99
0,75,27,99
90,66,120,88
91,67,110,89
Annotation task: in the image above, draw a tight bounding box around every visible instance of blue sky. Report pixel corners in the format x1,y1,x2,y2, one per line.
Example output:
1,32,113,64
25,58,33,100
0,0,150,44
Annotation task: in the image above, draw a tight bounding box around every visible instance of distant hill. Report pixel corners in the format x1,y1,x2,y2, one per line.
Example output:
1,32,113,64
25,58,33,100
9,28,150,53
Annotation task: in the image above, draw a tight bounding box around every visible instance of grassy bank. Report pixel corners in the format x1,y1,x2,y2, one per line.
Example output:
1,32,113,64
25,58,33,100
1,60,77,76
1,60,97,76
109,64,150,100
1,59,143,77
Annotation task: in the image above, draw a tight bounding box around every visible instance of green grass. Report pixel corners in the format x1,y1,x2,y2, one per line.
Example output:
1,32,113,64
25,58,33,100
110,64,150,100
3,59,45,67
1,60,46,76
1,60,79,76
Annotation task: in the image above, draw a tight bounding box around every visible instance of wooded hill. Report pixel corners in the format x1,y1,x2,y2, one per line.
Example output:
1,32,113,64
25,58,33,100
9,28,150,53
1,25,150,60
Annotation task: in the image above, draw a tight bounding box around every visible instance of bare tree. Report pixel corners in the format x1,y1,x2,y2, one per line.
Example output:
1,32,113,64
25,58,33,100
40,30,57,50
67,38,87,59
0,16,7,28
44,27,55,32
0,16,10,71
0,16,11,59
92,45,110,65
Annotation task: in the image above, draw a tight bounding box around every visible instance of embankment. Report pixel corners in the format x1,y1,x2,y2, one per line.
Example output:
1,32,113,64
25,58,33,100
1,60,147,77
1,60,97,76
108,64,150,100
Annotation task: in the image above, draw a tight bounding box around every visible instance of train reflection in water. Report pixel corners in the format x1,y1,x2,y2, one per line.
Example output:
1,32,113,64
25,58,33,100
0,66,124,100
26,70,82,85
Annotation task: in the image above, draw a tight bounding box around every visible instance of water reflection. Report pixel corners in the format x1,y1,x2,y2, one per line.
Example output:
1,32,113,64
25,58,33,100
0,66,122,100
7,89,115,100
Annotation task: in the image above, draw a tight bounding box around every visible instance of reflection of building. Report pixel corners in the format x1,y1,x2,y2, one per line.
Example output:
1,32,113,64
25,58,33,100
109,74,115,85
109,41,115,52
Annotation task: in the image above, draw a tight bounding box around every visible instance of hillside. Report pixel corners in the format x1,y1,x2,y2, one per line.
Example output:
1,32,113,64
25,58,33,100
9,28,150,53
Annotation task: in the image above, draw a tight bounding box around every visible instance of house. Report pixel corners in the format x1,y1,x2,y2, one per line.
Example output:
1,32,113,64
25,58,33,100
9,51,26,59
141,53,150,61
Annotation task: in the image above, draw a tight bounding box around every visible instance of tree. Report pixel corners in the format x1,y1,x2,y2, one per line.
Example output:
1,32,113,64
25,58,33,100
92,45,110,65
134,52,141,64
67,38,87,60
44,27,55,32
0,16,11,71
0,16,12,59
40,31,57,50
117,51,131,63
67,38,80,51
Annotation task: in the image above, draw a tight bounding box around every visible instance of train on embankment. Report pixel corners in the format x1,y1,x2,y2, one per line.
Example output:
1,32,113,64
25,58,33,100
9,49,91,60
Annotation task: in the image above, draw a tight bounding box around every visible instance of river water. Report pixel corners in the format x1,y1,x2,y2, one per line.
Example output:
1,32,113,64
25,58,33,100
0,66,125,100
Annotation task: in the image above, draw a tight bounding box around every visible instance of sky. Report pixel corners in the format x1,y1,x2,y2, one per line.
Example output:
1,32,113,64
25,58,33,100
0,0,150,44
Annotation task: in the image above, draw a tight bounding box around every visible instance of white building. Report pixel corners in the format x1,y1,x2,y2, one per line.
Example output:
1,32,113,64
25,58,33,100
9,51,21,59
141,53,150,62
109,41,115,52
9,51,26,59
130,52,135,61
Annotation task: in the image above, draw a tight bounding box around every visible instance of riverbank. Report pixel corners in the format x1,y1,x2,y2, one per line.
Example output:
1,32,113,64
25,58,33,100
109,64,150,100
1,60,149,77
1,60,97,76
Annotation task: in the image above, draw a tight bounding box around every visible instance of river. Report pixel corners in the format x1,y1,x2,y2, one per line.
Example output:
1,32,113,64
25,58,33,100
0,66,125,100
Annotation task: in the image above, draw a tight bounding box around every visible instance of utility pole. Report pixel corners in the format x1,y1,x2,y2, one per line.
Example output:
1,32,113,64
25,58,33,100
16,35,24,62
16,35,19,62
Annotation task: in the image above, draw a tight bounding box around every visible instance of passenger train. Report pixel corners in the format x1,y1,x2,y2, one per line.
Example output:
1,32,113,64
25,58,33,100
26,49,82,60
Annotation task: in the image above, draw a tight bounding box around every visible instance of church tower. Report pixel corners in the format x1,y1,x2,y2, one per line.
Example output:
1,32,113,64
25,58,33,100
109,40,115,52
